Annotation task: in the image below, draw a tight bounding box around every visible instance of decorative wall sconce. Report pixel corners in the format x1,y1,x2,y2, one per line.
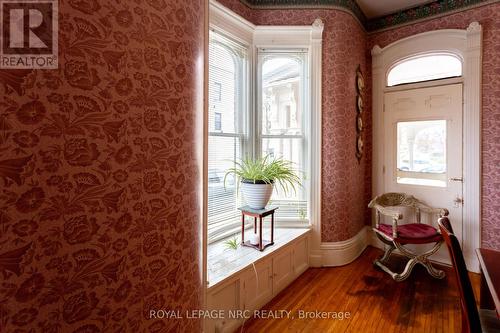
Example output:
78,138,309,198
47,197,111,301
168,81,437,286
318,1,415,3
355,65,364,162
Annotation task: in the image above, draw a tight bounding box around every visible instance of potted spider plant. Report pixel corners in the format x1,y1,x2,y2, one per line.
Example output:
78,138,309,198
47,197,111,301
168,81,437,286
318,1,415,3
224,155,301,210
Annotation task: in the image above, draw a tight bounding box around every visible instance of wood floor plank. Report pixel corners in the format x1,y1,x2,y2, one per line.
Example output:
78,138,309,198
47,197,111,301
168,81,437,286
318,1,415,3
239,246,479,333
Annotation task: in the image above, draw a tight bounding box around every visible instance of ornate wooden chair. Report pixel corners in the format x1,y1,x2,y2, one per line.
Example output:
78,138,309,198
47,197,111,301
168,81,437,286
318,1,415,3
369,192,449,282
438,217,500,333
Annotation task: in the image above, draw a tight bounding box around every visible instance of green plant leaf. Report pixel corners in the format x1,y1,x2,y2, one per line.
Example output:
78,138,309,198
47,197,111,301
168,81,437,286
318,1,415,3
223,237,239,250
224,155,302,196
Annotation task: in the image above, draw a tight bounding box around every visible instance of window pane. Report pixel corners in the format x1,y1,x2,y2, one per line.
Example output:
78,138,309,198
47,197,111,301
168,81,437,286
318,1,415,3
261,56,304,135
388,55,462,86
259,51,308,221
208,31,247,242
208,135,242,238
262,137,308,220
209,42,240,134
397,120,447,187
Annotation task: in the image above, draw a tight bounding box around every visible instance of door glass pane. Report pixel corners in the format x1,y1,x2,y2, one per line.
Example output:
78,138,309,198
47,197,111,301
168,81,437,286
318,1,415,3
397,120,447,187
387,54,462,86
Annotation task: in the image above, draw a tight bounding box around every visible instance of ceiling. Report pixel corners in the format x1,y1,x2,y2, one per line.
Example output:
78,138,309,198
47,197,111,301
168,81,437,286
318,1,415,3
356,0,435,19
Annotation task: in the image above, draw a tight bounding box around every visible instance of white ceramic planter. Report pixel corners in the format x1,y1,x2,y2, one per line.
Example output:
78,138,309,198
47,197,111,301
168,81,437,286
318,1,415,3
241,181,274,209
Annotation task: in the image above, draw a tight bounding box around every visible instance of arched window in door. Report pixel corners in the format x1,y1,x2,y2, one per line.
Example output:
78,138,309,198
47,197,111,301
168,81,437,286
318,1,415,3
387,54,462,86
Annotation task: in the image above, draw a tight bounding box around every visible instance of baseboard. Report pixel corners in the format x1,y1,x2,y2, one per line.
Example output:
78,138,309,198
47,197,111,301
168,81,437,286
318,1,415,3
320,226,370,266
309,250,322,267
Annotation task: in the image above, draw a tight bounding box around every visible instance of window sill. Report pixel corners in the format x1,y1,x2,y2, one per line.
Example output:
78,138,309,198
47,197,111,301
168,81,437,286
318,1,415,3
207,226,310,289
208,220,309,244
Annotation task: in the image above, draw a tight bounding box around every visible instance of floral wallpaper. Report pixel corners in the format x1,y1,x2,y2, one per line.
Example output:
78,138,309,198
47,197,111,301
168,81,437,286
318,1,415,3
0,0,204,332
368,2,500,250
218,0,372,242
219,0,500,247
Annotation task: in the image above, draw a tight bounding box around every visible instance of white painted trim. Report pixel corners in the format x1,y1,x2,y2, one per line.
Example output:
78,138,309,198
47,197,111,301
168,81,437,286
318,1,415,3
254,25,319,47
309,19,324,268
209,0,255,46
384,76,463,93
321,227,369,266
204,231,310,332
207,0,324,272
463,22,482,273
371,23,482,272
253,22,324,268
252,20,324,268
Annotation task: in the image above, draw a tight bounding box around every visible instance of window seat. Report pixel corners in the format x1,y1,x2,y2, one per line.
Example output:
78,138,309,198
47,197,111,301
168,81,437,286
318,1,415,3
205,227,310,332
207,227,310,288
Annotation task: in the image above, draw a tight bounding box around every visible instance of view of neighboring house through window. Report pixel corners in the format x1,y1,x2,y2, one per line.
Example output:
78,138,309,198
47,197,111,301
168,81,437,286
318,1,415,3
213,82,222,102
259,51,309,221
214,112,222,131
397,120,447,187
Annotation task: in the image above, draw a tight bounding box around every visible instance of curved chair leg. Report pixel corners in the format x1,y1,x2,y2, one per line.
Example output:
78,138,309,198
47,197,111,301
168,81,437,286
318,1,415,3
393,257,419,282
422,258,446,279
374,259,399,280
374,240,445,282
379,244,395,263
373,235,397,273
394,240,445,281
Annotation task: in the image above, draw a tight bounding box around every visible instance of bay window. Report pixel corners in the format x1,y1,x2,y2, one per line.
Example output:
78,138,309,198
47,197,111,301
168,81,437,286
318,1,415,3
207,16,322,244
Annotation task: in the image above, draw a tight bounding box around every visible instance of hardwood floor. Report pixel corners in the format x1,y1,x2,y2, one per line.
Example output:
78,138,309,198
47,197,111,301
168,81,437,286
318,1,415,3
238,246,480,333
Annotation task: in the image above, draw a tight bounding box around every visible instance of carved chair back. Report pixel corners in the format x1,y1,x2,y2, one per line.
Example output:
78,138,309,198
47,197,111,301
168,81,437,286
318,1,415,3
438,217,481,333
369,192,448,229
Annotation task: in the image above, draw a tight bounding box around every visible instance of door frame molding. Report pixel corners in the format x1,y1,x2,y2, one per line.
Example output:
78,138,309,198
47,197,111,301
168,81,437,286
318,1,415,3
371,22,482,272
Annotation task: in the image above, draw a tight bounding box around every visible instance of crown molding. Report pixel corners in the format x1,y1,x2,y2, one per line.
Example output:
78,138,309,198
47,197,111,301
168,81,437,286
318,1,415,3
240,0,367,26
367,0,497,32
240,0,498,32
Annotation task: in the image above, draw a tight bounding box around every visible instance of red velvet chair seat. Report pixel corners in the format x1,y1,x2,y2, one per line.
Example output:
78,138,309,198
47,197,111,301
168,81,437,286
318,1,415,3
377,223,442,244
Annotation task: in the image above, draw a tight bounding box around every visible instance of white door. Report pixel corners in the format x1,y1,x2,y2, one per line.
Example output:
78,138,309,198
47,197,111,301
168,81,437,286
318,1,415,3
384,84,463,264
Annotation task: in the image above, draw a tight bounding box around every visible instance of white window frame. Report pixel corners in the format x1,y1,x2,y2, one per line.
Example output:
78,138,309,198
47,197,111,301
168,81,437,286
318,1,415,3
208,3,254,244
256,49,309,224
208,1,323,250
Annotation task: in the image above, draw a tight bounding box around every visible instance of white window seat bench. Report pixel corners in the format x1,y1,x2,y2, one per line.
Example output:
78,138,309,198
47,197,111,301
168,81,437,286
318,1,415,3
205,227,310,332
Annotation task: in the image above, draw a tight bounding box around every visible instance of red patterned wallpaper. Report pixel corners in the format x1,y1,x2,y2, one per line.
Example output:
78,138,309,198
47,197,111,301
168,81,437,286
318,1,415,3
0,0,204,332
368,3,500,250
219,0,500,247
218,1,372,242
